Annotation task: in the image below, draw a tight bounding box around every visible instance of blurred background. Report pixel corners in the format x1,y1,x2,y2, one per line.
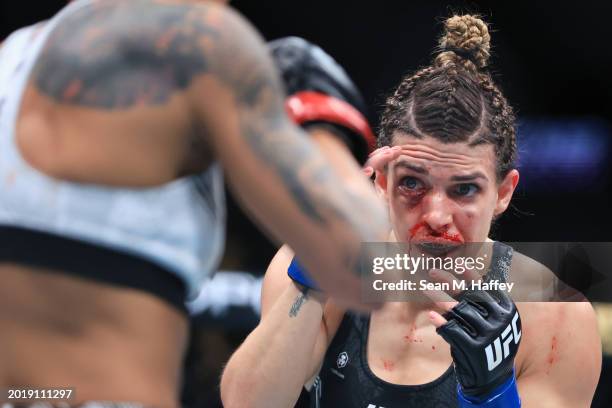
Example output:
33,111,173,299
2,0,612,406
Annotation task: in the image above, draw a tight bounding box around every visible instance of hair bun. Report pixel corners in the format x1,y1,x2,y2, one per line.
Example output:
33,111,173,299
436,15,491,70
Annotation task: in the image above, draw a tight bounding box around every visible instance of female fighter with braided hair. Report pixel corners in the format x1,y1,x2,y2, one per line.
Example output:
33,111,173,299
221,15,601,408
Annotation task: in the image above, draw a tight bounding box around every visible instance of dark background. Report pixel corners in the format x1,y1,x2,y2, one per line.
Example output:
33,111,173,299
2,1,612,407
3,0,612,255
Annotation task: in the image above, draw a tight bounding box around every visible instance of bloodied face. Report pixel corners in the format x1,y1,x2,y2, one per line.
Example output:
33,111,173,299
376,133,519,254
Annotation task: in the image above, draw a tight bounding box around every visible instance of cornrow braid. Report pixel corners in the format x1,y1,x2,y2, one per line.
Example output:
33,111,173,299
378,14,516,181
473,73,517,178
378,66,436,145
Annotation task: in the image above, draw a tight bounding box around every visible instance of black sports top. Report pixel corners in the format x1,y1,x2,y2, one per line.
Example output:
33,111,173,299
299,242,513,408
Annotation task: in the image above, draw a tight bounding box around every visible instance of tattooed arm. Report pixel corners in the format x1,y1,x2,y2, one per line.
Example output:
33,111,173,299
220,131,364,408
190,4,390,305
26,1,388,305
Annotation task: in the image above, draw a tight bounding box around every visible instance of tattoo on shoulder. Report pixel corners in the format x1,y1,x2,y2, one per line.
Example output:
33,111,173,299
32,0,384,251
32,0,216,109
289,292,308,318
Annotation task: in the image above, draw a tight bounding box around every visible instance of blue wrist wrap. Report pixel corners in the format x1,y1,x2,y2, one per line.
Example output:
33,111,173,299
458,368,520,408
287,257,318,290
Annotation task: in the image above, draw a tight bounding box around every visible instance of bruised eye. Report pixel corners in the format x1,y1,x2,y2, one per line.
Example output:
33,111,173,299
399,176,423,191
451,183,480,197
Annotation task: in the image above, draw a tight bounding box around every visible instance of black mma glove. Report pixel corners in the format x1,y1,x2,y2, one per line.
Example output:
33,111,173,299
437,289,522,406
268,36,375,164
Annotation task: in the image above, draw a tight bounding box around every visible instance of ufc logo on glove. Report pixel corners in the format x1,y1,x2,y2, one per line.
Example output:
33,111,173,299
485,311,522,371
436,289,523,406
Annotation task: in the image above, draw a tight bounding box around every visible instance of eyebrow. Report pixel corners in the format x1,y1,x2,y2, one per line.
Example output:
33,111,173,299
394,161,488,182
394,161,428,174
450,173,488,182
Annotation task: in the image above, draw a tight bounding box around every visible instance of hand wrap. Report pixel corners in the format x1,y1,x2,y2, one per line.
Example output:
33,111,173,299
287,257,318,291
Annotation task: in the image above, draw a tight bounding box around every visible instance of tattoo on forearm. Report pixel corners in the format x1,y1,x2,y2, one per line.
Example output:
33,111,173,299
289,292,308,318
219,31,381,230
219,39,385,239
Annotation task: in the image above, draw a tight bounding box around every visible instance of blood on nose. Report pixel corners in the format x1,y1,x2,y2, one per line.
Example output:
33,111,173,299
408,222,426,240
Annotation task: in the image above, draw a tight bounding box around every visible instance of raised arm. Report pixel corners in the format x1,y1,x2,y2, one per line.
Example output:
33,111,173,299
187,3,389,305
27,1,389,306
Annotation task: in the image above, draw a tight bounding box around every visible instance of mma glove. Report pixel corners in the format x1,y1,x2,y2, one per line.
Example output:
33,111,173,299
437,289,522,407
268,36,375,164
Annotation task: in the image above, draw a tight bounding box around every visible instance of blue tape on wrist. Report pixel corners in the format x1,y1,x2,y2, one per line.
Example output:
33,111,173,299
287,257,318,290
457,369,521,408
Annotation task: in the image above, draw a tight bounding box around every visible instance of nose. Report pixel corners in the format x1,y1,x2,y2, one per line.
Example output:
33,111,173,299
420,191,453,233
